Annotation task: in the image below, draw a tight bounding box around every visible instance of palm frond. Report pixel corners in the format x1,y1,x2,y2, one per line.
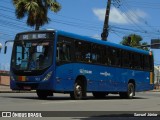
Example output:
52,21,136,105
12,0,61,30
14,1,27,19
50,1,61,13
25,1,39,12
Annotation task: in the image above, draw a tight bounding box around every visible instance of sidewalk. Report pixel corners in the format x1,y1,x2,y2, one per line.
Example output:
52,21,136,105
0,85,35,93
0,85,12,92
151,88,160,92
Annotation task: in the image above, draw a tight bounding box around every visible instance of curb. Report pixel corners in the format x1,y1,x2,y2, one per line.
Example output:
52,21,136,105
144,89,160,92
150,90,160,92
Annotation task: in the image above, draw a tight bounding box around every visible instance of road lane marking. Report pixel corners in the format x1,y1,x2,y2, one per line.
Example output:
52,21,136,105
41,101,77,105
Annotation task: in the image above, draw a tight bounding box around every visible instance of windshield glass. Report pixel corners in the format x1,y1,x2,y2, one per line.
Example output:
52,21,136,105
11,40,53,73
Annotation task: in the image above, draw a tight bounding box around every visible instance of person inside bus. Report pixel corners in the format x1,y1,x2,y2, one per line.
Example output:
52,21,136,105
29,47,37,70
57,42,70,61
39,46,51,69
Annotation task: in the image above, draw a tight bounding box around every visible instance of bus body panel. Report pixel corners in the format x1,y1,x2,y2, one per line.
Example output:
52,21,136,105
54,63,154,92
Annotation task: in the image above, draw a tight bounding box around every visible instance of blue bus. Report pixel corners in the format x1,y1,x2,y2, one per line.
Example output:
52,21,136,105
9,30,154,99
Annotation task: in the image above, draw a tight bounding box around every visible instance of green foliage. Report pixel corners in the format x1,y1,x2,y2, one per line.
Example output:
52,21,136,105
13,0,61,30
120,34,149,51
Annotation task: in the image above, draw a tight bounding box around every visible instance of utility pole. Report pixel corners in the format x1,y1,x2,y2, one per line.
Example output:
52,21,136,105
101,0,111,41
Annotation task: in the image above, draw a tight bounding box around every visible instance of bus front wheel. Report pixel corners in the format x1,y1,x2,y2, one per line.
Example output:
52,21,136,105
70,81,86,100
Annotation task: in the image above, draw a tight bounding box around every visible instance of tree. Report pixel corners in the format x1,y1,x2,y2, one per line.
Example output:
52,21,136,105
120,34,149,50
13,0,61,30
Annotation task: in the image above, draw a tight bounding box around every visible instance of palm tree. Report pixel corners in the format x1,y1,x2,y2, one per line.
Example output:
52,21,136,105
13,0,61,30
120,34,149,50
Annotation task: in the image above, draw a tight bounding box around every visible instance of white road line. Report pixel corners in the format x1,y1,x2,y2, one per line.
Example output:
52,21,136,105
41,101,77,105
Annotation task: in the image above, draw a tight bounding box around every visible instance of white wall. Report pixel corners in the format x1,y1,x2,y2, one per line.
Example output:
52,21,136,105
154,66,160,85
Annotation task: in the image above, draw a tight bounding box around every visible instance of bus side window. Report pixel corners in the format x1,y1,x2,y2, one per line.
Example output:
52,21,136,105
57,36,72,62
122,50,130,68
100,45,107,65
115,48,121,66
132,53,143,70
108,47,121,66
75,41,91,63
75,41,82,61
92,44,103,64
105,47,111,65
144,55,150,70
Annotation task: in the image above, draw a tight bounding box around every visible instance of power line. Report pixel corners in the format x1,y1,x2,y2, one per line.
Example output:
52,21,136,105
118,5,147,33
123,0,159,33
126,0,160,9
0,1,160,41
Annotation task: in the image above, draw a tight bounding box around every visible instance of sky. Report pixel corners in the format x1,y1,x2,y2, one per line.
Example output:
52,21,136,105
0,0,160,70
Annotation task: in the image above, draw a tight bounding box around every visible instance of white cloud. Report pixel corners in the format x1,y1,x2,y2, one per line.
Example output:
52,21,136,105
93,8,105,21
92,34,101,40
93,7,147,25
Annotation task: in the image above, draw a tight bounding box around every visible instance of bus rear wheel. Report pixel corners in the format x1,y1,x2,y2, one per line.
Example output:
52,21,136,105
70,81,86,100
119,83,135,99
127,83,135,99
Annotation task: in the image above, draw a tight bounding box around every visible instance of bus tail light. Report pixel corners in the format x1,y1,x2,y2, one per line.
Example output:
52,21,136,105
43,71,52,81
150,72,154,84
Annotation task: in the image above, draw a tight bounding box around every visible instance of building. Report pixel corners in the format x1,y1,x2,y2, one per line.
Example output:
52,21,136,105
0,70,10,85
154,66,160,89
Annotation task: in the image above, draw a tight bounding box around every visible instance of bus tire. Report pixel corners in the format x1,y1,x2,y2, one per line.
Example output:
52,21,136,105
36,90,48,99
70,80,86,100
127,83,135,99
119,83,135,99
92,92,107,99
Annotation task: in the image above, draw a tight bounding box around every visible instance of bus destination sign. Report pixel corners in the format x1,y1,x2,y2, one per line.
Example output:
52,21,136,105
18,33,54,40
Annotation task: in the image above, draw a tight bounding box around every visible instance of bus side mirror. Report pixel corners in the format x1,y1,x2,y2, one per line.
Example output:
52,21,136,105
4,40,14,54
4,46,7,54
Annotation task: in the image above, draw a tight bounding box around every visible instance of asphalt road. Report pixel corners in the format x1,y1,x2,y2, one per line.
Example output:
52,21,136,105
0,92,160,120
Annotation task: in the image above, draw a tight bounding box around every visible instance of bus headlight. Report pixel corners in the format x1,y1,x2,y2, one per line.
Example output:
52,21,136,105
43,71,52,81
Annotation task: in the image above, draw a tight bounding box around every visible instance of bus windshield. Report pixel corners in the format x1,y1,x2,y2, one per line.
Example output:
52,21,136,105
11,40,53,75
